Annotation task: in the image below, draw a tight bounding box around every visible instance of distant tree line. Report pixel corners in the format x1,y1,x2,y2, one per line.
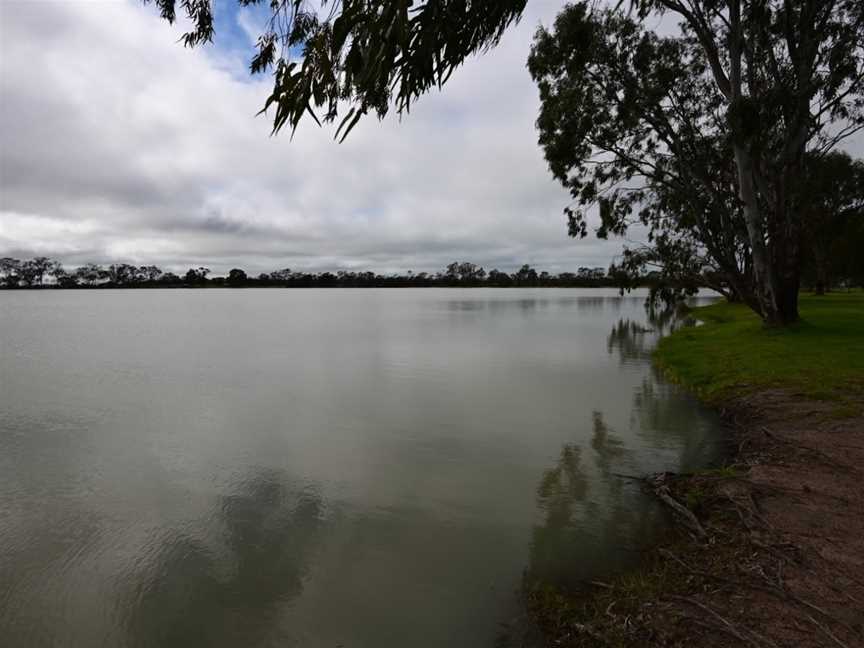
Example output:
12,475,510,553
0,258,631,289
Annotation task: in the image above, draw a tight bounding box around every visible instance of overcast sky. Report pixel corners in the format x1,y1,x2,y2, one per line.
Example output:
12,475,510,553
1,1,861,276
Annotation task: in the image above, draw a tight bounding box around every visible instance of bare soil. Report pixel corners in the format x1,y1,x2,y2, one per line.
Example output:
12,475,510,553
523,389,864,647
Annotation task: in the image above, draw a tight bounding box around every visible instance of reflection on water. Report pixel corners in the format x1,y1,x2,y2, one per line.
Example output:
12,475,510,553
529,306,721,590
0,289,722,647
529,410,661,588
607,319,655,364
606,306,692,367
442,294,627,315
124,470,325,648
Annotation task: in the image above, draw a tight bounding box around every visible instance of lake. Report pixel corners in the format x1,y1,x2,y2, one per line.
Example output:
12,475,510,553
0,289,723,647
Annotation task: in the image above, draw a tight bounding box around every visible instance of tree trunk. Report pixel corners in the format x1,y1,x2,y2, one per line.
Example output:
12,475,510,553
775,271,800,323
814,280,825,296
777,236,801,322
724,0,800,327
813,251,829,295
732,143,785,324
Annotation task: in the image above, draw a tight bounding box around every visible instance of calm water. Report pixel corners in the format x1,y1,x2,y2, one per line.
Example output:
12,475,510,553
0,289,722,647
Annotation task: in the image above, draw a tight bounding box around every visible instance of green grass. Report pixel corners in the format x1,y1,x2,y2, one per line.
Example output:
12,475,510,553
654,291,864,407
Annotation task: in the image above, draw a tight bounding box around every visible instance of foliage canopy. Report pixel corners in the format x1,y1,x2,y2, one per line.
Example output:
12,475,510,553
146,0,526,140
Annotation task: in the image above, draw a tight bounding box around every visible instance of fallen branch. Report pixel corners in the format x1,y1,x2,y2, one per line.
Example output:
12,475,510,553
654,485,707,539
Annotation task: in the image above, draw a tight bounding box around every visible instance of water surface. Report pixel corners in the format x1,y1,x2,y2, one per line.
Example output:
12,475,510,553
0,289,722,647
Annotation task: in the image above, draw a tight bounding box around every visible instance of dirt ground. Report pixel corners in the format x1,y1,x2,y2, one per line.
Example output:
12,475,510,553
523,390,864,647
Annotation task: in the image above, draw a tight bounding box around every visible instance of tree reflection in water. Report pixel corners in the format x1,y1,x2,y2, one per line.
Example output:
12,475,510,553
529,307,720,591
124,469,326,648
529,412,663,589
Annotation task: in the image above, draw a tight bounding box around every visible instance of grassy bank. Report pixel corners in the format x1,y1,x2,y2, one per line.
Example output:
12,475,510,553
655,291,864,411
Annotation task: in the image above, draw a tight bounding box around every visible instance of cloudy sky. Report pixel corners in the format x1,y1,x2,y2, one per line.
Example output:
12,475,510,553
0,0,622,275
1,2,861,276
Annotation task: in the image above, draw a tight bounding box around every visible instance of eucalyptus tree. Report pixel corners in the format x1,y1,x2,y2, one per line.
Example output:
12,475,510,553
0,258,22,287
269,268,293,282
228,268,249,284
49,262,69,284
184,267,211,284
107,263,142,285
28,257,53,286
513,264,539,286
74,263,109,286
445,261,487,284
636,0,863,323
529,7,757,310
139,265,164,282
0,256,63,287
528,1,864,324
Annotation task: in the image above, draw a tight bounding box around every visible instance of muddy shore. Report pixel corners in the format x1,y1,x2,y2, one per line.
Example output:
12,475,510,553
523,389,864,647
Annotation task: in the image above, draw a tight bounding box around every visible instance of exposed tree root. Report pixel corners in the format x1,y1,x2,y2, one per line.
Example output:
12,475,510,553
650,480,707,539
